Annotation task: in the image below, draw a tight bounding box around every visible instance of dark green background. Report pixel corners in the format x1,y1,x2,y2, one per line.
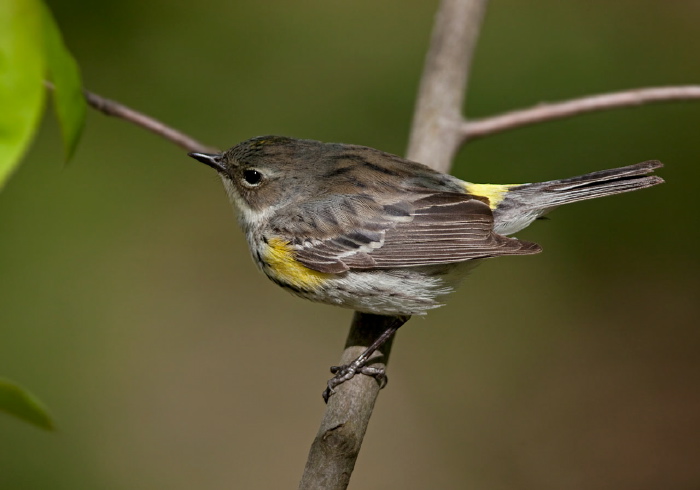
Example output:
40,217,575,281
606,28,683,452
1,1,698,488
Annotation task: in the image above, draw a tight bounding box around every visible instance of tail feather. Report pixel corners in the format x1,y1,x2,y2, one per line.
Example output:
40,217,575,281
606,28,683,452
533,160,664,204
493,160,664,235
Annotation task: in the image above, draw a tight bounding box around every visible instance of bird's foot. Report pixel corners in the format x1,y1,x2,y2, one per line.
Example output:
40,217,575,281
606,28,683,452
322,359,387,403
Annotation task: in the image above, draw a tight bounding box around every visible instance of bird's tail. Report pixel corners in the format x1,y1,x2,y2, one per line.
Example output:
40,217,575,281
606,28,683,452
489,160,664,235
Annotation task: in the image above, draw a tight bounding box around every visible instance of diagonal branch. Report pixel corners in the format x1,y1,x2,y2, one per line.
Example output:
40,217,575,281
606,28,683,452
460,85,700,142
82,88,219,154
298,313,400,490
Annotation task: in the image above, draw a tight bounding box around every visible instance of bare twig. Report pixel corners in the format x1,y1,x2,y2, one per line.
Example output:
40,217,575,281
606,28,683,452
460,85,700,142
82,89,219,154
299,1,490,489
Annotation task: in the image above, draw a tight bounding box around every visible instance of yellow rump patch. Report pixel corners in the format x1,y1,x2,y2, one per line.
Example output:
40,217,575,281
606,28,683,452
263,238,333,290
463,182,515,209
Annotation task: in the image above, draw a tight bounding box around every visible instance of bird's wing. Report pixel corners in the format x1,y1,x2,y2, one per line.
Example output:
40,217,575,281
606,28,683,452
270,192,541,274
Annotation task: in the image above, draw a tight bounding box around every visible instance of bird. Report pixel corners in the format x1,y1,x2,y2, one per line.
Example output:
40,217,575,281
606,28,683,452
189,135,663,315
189,135,663,398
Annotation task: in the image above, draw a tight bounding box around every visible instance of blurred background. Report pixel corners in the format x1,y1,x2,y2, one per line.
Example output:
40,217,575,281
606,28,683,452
1,0,699,488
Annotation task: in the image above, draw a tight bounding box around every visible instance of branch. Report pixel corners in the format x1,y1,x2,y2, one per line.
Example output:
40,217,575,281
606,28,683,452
460,85,700,142
82,89,219,154
299,1,490,489
298,314,398,490
406,0,489,171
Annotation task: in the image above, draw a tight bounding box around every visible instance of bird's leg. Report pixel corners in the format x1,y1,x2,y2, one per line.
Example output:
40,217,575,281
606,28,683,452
322,315,409,403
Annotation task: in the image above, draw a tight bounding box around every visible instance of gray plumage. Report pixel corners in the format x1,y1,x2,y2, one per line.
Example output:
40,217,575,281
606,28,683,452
493,160,664,235
189,135,664,315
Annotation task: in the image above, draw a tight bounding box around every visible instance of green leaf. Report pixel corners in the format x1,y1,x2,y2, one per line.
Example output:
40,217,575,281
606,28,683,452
0,0,46,190
0,378,54,430
41,2,86,161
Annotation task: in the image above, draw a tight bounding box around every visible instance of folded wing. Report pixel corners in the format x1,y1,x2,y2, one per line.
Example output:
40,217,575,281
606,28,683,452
273,192,541,274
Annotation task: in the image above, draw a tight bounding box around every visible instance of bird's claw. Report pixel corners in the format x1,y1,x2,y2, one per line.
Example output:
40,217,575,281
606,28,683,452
322,361,388,403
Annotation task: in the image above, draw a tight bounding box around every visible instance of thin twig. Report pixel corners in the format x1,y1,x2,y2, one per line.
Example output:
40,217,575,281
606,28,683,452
83,88,219,154
460,85,700,142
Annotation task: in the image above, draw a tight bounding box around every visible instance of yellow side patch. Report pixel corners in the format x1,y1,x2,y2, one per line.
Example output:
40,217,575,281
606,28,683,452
463,182,516,209
263,238,333,290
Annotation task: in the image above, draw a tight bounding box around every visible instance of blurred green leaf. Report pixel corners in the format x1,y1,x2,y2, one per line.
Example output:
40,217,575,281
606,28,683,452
0,378,54,430
41,2,86,161
0,0,46,190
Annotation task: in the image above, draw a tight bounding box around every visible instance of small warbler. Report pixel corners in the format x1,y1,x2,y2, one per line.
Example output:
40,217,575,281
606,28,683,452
189,135,663,317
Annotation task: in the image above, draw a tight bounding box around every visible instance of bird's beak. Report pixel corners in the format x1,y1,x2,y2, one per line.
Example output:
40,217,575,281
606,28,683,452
188,152,226,173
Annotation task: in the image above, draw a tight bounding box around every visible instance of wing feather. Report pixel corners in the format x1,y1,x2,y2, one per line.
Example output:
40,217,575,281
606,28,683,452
271,191,541,273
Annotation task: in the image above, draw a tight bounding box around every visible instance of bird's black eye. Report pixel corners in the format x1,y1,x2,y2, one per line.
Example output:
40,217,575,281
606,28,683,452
242,169,263,187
